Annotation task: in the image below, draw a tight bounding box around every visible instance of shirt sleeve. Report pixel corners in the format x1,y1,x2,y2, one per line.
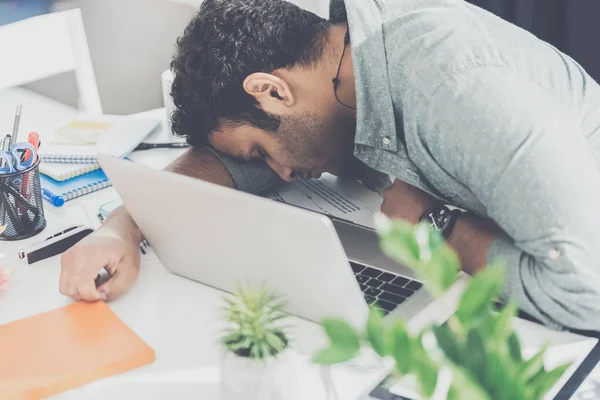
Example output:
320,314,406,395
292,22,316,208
420,68,600,331
205,146,283,196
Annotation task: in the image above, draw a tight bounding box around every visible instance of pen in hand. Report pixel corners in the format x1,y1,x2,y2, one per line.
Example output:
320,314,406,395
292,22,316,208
95,268,112,288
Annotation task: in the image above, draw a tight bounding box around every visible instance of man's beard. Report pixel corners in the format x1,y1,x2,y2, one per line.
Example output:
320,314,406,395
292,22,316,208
276,112,356,175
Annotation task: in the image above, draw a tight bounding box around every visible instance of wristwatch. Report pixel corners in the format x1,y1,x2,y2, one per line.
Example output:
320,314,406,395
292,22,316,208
419,204,463,239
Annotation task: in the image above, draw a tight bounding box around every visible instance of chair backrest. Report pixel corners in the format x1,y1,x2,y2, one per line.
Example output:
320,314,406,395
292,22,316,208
0,9,102,115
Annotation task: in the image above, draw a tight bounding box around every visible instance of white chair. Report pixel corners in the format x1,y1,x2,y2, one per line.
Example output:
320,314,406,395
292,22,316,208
0,9,102,115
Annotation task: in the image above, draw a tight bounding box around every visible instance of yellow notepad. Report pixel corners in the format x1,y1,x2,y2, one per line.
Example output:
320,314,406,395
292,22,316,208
38,117,159,164
39,162,100,181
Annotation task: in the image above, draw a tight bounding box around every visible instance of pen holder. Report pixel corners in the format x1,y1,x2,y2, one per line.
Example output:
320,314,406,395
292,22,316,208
0,157,46,241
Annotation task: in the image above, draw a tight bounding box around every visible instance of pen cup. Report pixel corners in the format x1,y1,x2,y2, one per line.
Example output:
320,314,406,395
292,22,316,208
0,157,46,241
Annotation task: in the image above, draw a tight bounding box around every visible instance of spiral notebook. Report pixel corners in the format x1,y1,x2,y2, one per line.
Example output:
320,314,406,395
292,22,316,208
40,161,100,181
40,169,111,202
39,117,159,164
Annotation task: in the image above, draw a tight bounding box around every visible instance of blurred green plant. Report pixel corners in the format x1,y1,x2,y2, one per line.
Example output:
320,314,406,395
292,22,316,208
314,216,570,399
222,284,290,359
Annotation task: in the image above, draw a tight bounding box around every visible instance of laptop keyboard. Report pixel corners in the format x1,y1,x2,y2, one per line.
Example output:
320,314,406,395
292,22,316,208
351,262,423,316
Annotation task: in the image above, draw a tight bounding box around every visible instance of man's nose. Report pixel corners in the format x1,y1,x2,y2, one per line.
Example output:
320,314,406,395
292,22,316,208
265,158,295,182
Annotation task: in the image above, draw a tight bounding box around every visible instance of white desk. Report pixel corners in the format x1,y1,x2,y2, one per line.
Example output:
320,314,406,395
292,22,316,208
0,88,597,400
0,88,392,399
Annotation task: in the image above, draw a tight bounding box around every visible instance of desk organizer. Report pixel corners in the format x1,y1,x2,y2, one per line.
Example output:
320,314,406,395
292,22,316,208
0,158,46,241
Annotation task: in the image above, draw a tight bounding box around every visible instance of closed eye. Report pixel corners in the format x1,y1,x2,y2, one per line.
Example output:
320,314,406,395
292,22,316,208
257,147,268,160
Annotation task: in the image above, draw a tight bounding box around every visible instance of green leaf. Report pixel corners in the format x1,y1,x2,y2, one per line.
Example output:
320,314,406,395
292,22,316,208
456,264,505,325
259,342,270,359
366,308,388,357
493,302,518,342
426,246,461,295
313,347,356,365
265,331,286,353
519,345,547,383
322,319,360,354
433,324,461,365
531,362,571,399
465,330,487,385
392,320,411,374
428,227,445,252
507,332,523,362
378,220,421,269
412,351,439,397
484,350,528,400
474,312,496,341
446,365,493,400
228,341,248,352
250,344,259,359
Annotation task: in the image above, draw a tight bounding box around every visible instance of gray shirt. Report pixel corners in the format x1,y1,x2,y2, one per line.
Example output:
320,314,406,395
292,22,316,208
210,0,600,331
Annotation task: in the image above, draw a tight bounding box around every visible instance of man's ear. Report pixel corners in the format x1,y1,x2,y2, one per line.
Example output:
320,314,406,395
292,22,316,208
243,73,295,109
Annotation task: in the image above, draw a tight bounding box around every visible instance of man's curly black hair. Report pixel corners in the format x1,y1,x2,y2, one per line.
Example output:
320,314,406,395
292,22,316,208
170,0,331,147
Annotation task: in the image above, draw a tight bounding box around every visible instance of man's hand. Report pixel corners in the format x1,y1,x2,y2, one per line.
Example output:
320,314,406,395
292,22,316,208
60,228,141,302
381,179,435,224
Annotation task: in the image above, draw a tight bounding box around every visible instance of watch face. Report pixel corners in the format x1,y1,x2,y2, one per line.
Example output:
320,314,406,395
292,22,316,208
426,207,451,231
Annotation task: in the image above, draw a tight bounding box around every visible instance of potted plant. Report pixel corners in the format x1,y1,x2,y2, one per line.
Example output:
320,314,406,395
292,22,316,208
313,215,571,400
220,284,295,400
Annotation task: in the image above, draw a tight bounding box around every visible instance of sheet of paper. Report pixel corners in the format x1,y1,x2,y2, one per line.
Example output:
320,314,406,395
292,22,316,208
269,174,383,229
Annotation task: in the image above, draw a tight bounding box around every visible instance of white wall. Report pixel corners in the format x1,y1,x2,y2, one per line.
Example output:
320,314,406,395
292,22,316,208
25,0,329,115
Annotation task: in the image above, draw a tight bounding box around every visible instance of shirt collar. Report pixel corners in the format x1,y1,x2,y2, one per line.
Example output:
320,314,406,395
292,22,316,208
344,0,399,152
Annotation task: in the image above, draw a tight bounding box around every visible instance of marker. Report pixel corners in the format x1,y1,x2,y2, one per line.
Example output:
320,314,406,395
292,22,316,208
17,226,94,265
23,132,40,162
20,133,40,214
42,188,65,207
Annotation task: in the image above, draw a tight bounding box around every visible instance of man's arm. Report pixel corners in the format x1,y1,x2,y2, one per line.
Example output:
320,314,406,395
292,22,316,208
61,144,281,301
421,68,600,331
381,180,498,275
103,145,284,239
101,146,235,241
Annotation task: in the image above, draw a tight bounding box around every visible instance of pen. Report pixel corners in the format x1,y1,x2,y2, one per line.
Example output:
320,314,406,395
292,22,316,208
10,105,22,146
1,134,10,151
134,142,190,151
42,188,65,207
0,135,10,168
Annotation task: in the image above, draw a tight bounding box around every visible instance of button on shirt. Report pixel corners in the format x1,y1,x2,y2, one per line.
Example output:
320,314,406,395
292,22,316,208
208,0,600,331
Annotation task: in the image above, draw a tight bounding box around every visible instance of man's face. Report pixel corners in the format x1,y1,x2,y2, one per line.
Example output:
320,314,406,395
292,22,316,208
210,109,356,182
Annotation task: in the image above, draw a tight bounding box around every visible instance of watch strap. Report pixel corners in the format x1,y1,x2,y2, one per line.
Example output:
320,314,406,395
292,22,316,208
442,208,463,239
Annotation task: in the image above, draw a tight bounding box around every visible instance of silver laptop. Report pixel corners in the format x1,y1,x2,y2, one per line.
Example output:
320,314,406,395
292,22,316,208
98,154,432,327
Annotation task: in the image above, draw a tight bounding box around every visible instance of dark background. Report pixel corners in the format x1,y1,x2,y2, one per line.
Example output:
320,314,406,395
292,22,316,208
329,0,600,84
468,0,600,84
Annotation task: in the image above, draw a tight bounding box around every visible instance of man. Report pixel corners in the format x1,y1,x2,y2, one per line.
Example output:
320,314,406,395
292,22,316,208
61,0,600,332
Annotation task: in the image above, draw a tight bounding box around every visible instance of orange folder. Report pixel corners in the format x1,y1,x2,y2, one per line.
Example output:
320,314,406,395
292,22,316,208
0,301,155,399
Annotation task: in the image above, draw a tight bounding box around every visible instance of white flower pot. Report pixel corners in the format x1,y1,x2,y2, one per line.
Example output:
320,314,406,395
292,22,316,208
220,349,297,400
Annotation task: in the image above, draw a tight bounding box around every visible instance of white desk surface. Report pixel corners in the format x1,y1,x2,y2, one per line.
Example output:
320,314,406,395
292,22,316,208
0,88,597,400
